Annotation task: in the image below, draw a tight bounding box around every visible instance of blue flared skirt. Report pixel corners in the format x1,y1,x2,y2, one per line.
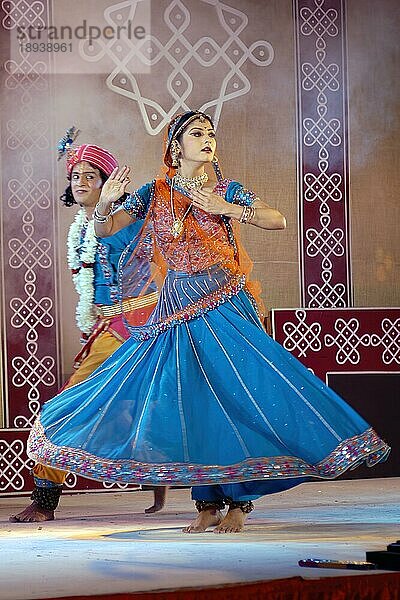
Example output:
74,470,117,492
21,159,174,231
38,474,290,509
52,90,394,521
28,269,389,492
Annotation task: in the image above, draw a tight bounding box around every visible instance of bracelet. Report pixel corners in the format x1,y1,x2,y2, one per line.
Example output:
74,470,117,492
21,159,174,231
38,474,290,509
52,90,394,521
239,205,255,224
93,202,113,223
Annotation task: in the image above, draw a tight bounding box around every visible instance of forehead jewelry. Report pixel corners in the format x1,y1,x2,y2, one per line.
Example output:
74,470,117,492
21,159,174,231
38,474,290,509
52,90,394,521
169,112,211,145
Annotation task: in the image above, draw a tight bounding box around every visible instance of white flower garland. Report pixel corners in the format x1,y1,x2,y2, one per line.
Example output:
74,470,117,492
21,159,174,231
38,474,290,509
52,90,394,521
67,207,99,336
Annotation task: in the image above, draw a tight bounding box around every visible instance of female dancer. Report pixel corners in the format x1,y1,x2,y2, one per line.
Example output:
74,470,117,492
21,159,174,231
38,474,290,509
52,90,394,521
28,111,389,533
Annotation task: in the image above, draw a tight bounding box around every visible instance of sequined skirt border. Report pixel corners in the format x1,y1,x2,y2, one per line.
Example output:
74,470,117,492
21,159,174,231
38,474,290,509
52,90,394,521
28,421,390,486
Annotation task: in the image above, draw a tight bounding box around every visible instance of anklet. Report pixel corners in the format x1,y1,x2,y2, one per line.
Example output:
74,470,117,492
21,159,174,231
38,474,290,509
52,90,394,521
195,500,225,512
31,485,62,511
228,500,254,513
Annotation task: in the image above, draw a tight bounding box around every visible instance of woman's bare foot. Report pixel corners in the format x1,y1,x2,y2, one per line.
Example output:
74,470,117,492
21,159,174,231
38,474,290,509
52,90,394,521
183,508,223,533
9,501,55,523
213,507,247,533
145,486,168,514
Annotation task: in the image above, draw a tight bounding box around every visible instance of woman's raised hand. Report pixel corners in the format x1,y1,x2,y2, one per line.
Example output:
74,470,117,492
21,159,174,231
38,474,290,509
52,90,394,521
99,166,131,207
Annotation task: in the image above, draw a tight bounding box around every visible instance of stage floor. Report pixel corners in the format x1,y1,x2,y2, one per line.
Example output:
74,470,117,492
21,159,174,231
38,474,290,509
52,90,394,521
0,478,399,599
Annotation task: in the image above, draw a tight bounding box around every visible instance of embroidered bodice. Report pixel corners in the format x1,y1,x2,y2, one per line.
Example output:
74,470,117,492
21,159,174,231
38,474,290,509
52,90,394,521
122,177,257,275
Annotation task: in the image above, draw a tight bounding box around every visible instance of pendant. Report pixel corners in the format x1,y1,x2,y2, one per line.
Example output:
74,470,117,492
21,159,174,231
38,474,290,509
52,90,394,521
171,219,184,237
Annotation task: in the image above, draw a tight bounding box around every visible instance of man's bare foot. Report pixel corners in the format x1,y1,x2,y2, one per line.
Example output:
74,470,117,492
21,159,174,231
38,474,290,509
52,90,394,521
144,486,168,514
183,508,223,533
214,507,247,533
9,501,54,523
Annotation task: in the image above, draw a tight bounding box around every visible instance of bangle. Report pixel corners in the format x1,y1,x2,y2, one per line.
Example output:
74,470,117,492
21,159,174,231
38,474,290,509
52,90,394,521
93,202,113,223
247,205,255,223
239,205,255,224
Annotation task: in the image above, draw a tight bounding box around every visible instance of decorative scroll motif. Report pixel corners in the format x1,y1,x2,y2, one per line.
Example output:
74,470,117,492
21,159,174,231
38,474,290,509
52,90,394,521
6,120,49,153
282,310,322,356
0,438,34,492
273,309,400,380
63,472,134,490
0,0,57,495
380,319,400,365
79,0,274,133
1,0,45,29
324,318,380,365
295,0,351,307
4,76,56,429
0,2,57,495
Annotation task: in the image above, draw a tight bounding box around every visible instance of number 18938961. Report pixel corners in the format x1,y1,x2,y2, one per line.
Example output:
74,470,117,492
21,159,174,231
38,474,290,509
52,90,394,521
20,42,73,53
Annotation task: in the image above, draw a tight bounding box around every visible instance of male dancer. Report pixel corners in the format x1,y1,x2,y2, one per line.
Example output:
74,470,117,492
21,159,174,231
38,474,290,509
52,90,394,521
10,143,166,522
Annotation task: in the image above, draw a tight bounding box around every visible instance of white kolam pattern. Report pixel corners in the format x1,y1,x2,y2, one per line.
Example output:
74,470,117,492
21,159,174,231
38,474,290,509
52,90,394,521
79,0,274,133
296,0,351,307
280,311,400,366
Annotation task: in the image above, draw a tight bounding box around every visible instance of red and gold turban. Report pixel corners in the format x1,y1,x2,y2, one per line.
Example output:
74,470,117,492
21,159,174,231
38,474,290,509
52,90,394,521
66,144,118,177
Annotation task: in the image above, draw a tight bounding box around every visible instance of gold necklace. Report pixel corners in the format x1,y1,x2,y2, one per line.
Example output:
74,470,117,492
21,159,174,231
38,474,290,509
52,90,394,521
170,176,195,238
174,171,208,191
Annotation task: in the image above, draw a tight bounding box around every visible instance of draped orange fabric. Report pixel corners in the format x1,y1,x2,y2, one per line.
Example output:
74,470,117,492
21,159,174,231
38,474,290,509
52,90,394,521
121,178,265,323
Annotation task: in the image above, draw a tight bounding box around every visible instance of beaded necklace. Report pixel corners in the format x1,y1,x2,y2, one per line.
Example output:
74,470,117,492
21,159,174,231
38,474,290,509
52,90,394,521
173,171,208,191
170,172,208,238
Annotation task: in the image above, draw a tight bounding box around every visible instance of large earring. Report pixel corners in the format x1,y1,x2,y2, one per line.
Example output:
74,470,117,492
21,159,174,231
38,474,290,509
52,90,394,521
170,140,181,168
